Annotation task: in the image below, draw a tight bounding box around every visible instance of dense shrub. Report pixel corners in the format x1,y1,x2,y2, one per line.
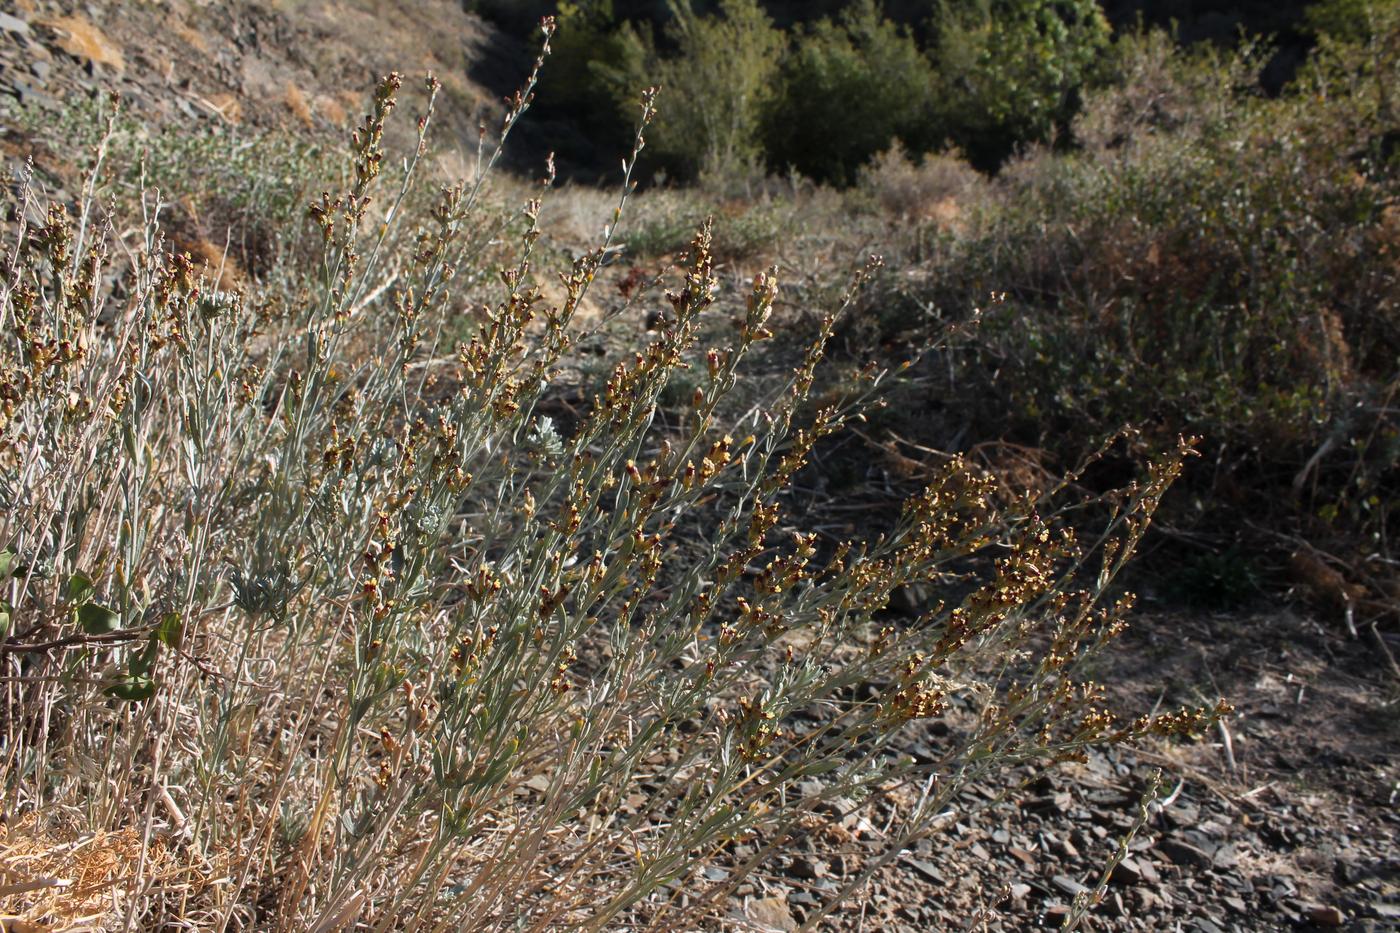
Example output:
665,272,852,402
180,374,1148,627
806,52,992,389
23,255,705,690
488,0,1118,186
599,0,785,184
763,0,935,185
882,23,1398,597
1304,0,1400,43
926,0,1112,171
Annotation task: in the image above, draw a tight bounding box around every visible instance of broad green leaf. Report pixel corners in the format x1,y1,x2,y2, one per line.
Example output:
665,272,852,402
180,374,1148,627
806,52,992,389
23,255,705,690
0,550,13,579
154,611,184,649
106,675,157,702
77,602,119,635
66,572,94,604
129,641,159,677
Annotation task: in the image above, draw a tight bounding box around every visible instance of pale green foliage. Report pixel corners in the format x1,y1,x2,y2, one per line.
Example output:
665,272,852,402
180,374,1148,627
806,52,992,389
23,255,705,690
602,0,784,182
1305,0,1400,43
765,0,935,185
930,0,1111,169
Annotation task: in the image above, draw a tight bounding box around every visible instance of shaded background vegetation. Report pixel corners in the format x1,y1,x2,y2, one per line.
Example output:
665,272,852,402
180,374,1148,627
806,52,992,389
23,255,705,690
463,0,1399,615
474,0,1326,178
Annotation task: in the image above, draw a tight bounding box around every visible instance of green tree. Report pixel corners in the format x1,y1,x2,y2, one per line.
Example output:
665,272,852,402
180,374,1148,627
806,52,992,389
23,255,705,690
534,1,633,170
765,0,936,185
1305,0,1400,43
1299,0,1399,161
600,0,785,182
929,0,1111,170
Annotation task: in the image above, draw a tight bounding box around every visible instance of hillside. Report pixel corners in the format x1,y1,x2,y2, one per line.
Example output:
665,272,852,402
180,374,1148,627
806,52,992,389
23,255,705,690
1,0,522,174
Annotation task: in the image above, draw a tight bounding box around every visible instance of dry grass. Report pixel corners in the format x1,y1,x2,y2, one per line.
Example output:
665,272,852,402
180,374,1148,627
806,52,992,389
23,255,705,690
168,18,211,56
312,93,351,127
35,16,125,73
183,236,248,291
283,82,314,128
201,92,243,125
0,815,213,931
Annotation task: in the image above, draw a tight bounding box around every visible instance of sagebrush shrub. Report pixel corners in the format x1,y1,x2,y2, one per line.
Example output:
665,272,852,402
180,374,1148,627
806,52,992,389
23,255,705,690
0,28,1221,930
855,142,983,224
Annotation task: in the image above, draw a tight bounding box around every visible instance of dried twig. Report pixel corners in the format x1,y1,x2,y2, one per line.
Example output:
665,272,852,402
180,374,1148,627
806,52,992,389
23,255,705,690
1371,621,1400,681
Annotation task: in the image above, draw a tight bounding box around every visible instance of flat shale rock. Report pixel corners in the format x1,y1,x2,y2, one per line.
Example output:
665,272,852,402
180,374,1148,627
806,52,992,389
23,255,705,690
1051,874,1090,898
1109,857,1145,886
1158,837,1215,870
0,13,31,37
746,895,797,932
1306,904,1345,927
